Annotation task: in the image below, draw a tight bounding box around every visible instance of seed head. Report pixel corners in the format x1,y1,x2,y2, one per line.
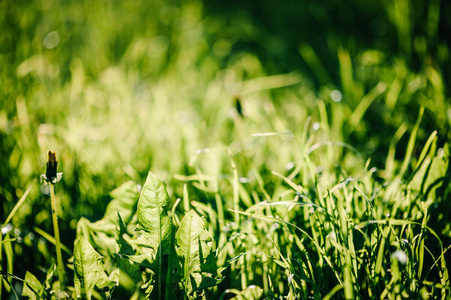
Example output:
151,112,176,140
46,150,58,181
41,150,62,184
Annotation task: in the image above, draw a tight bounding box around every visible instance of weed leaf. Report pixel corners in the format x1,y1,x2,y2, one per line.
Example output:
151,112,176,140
175,209,220,296
105,180,141,225
73,236,118,300
114,212,142,293
22,271,46,299
130,172,173,265
76,181,141,257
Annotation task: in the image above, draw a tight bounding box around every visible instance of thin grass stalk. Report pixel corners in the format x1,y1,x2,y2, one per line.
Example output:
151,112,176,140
50,183,65,290
231,157,240,226
398,107,424,179
44,151,65,290
183,184,190,214
0,230,3,298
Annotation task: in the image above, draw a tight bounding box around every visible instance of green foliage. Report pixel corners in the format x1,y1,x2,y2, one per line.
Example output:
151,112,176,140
73,236,118,300
1,0,451,299
22,271,46,300
175,210,220,297
131,172,173,266
72,172,222,299
22,264,66,299
76,181,141,259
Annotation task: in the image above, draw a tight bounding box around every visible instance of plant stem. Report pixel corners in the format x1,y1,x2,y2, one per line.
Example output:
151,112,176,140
0,230,3,299
229,150,240,226
50,183,65,290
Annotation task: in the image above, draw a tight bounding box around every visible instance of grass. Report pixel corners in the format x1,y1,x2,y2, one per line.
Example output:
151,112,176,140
0,0,450,299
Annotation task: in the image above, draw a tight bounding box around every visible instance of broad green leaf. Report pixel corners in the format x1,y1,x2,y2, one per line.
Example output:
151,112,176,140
77,180,140,234
76,181,140,257
131,172,173,265
22,271,46,300
76,217,117,259
124,172,174,300
175,210,219,295
135,172,173,247
115,212,142,293
116,212,135,256
105,181,141,225
73,236,118,300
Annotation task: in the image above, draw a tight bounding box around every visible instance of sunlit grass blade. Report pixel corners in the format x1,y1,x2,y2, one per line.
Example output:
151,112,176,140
271,170,306,195
348,82,387,129
299,43,332,84
385,123,408,179
398,107,424,179
323,284,344,300
229,149,240,226
33,227,73,256
338,47,357,104
3,179,36,226
413,130,437,172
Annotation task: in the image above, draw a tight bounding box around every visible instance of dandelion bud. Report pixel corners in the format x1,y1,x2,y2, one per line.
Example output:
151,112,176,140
46,150,58,182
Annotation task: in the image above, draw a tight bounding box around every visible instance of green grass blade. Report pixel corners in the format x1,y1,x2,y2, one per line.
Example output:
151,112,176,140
414,130,437,172
323,284,344,300
299,43,332,84
338,47,356,104
375,226,390,275
349,82,387,128
229,150,240,226
398,107,424,179
183,183,190,214
343,252,355,300
33,227,72,256
385,124,408,178
3,179,36,226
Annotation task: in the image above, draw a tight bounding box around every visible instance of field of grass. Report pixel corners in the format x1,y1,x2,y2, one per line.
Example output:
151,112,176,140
1,0,450,299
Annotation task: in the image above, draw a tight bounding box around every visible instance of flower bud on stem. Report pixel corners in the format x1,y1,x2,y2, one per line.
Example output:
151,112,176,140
45,151,66,290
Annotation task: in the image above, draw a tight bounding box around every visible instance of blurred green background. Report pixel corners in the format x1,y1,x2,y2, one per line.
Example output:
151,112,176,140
1,0,450,293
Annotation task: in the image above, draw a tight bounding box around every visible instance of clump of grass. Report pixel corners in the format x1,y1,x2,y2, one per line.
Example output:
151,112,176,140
172,119,450,299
